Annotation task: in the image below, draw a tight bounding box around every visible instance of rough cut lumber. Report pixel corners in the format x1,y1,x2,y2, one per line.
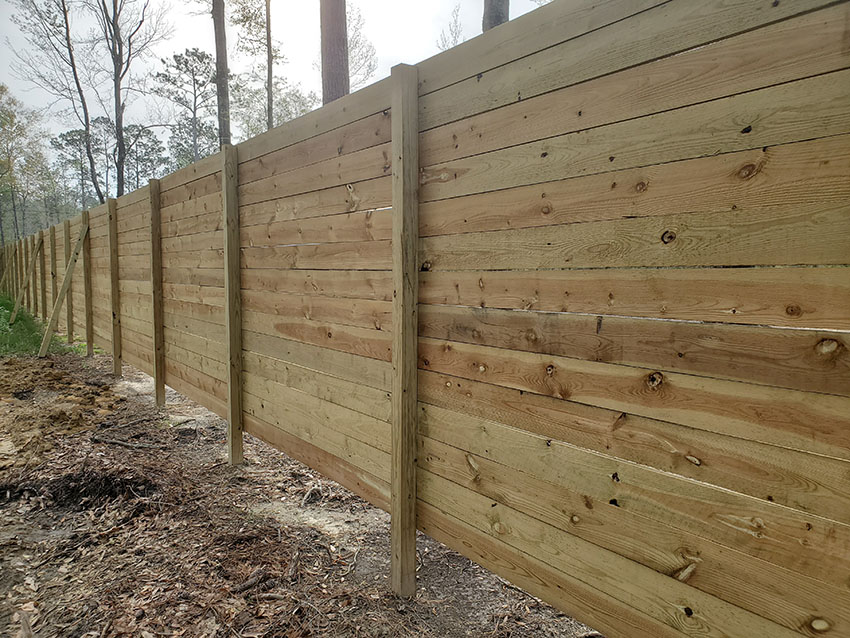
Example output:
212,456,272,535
421,3,850,167
419,265,850,331
64,220,74,342
419,133,850,239
418,0,837,129
420,202,850,271
241,268,392,301
149,179,165,406
418,402,850,591
421,69,850,202
241,290,391,332
222,144,243,465
418,304,849,396
389,63,419,599
241,240,391,271
417,337,850,461
240,207,392,247
39,220,88,357
38,230,46,320
10,235,43,324
419,369,850,525
48,226,57,309
107,199,122,375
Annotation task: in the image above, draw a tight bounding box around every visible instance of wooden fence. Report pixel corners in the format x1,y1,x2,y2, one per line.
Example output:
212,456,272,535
2,0,849,635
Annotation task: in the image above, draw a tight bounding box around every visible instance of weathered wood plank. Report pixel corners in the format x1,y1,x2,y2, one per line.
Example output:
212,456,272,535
421,3,850,167
241,240,391,271
418,337,850,461
149,179,165,407
242,289,391,332
419,266,850,331
419,304,849,395
241,268,392,301
241,207,392,247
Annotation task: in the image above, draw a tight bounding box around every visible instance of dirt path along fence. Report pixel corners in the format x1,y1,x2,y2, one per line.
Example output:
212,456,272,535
2,1,849,636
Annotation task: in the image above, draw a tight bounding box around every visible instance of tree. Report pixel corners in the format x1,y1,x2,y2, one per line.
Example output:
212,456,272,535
232,75,318,139
153,48,218,164
169,116,219,170
51,129,95,211
346,3,376,91
10,0,106,204
230,0,277,131
212,0,232,147
437,3,464,51
320,0,349,104
124,124,167,190
483,0,509,31
82,0,168,197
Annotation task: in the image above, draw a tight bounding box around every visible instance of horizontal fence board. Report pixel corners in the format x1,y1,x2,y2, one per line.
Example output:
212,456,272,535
243,391,390,482
243,309,391,361
240,176,391,228
160,172,220,209
421,3,850,167
421,69,850,202
239,110,391,187
162,321,226,362
419,133,850,239
239,143,391,208
241,268,392,301
418,337,850,461
242,350,391,422
419,0,837,130
419,304,849,396
418,401,850,590
241,207,392,246
242,330,391,392
419,369,850,525
162,267,224,288
241,240,391,271
242,290,391,332
420,202,850,271
419,266,850,331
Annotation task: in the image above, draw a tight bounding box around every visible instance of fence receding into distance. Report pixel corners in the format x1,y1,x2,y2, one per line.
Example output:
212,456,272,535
2,1,850,636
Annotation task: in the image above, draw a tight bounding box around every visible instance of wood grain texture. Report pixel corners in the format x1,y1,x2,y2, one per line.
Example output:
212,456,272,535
418,337,850,461
419,266,850,331
149,179,165,406
419,304,849,395
107,199,122,375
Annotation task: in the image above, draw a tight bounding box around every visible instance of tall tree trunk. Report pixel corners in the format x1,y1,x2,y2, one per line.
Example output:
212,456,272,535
320,0,349,105
266,0,273,130
0,198,6,247
60,0,105,204
212,0,232,147
483,0,509,31
11,188,20,241
109,0,127,197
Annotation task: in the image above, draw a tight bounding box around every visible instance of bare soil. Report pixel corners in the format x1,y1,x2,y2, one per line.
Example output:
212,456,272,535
0,354,599,638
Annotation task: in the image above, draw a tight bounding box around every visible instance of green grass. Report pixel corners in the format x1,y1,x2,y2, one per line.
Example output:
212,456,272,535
0,294,80,356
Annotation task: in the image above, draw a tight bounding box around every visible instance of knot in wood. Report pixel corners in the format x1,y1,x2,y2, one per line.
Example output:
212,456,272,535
420,261,432,272
810,619,831,633
785,304,802,317
737,163,758,179
646,372,664,389
634,181,647,193
540,204,551,215
815,339,841,356
545,364,555,376
661,230,677,244
570,515,580,524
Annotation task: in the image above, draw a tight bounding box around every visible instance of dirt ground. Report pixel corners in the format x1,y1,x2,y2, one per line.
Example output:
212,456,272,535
0,354,600,638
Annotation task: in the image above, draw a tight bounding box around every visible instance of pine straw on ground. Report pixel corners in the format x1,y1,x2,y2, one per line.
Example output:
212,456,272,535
1,355,596,638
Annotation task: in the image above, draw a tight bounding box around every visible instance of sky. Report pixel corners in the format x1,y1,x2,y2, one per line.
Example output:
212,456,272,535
0,0,545,139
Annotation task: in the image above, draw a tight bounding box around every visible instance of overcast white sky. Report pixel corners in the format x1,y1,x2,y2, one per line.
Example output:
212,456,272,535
0,0,545,137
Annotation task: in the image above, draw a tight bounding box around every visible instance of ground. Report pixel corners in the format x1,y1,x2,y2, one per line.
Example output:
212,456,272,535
0,353,600,638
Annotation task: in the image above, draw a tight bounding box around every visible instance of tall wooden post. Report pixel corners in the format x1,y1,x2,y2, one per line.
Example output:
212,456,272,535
149,180,166,407
24,238,30,311
107,200,122,374
82,211,93,356
31,236,38,316
222,145,243,465
38,230,47,320
64,219,74,343
49,226,57,310
390,63,419,598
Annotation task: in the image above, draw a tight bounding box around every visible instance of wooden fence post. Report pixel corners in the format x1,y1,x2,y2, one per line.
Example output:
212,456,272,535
49,226,57,310
64,219,74,343
38,230,47,320
82,211,93,356
24,238,30,311
149,179,166,407
222,145,243,465
39,219,89,357
107,200,121,374
10,235,43,325
30,236,38,316
390,63,420,598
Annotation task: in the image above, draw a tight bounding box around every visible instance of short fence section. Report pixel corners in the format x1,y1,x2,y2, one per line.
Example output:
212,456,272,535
2,1,849,637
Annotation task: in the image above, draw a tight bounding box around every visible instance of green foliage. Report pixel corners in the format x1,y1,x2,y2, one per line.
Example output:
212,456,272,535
231,75,318,140
0,294,74,356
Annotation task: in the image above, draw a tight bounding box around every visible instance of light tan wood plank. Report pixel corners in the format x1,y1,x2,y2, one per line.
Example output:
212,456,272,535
242,289,391,331
241,268,392,301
